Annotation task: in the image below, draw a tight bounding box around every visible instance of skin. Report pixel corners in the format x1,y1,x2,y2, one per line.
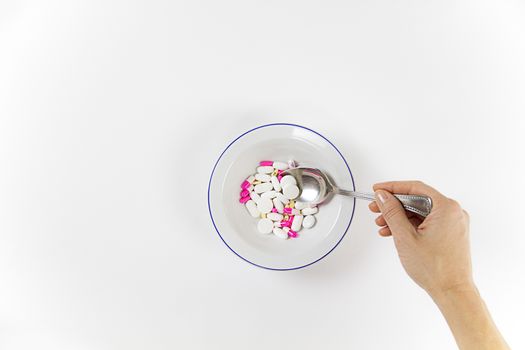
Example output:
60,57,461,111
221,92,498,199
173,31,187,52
370,181,510,350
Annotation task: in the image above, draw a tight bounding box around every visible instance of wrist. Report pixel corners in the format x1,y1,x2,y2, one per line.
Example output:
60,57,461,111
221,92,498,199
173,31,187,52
429,282,480,307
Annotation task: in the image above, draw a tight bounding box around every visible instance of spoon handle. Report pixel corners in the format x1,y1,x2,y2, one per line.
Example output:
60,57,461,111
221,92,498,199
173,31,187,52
335,190,433,217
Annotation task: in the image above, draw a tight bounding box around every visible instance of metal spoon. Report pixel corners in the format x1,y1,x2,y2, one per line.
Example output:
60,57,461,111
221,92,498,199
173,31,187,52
282,167,432,217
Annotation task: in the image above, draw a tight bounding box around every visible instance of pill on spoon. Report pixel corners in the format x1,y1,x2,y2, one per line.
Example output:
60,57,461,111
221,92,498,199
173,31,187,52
282,184,299,199
275,193,289,205
272,198,284,213
250,191,261,202
280,175,297,187
257,218,274,234
294,201,311,210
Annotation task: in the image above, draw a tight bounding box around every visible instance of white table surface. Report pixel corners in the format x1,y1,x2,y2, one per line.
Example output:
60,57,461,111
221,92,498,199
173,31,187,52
1,1,524,349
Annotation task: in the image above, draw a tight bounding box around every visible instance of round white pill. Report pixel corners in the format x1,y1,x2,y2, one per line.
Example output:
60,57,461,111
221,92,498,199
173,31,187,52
273,161,289,170
249,191,261,202
291,215,303,231
280,175,297,187
256,197,273,214
282,184,300,199
272,198,284,213
257,166,274,174
255,173,271,182
261,190,277,199
245,200,260,218
301,207,318,215
271,176,281,192
272,227,288,239
257,218,274,234
302,215,316,229
267,213,284,221
254,182,273,194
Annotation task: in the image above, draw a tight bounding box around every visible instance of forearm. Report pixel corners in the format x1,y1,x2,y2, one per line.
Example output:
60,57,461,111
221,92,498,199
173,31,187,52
431,285,510,350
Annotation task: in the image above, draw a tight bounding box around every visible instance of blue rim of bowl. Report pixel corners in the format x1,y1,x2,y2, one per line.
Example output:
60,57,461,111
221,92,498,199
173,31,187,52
207,123,356,271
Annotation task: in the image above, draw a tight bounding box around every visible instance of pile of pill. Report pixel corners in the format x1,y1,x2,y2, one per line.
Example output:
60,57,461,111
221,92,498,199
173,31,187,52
239,160,318,239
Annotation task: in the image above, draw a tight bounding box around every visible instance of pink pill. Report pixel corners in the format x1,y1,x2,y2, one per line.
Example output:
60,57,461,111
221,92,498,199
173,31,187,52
283,207,292,214
288,230,298,238
281,221,291,227
271,208,278,213
240,189,250,197
259,160,273,166
241,180,250,189
277,175,283,181
239,196,250,204
277,170,284,175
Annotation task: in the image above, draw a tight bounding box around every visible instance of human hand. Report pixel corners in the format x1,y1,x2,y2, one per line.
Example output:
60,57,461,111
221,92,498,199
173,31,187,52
369,181,474,298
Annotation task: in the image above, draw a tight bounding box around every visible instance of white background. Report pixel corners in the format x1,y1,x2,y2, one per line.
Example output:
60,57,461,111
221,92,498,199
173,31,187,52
1,1,524,349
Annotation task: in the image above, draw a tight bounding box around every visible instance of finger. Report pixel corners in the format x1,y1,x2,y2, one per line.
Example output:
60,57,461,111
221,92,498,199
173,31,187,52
379,226,392,236
408,216,423,229
369,201,380,213
375,215,386,227
373,181,445,205
375,190,416,238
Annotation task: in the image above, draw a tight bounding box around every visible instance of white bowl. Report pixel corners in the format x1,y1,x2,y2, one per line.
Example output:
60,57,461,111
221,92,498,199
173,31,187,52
208,123,356,270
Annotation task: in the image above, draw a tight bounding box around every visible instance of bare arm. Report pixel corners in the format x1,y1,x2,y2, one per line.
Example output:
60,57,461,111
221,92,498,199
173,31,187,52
370,181,509,350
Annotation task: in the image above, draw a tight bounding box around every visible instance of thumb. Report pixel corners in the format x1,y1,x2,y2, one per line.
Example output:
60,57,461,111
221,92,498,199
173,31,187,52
375,190,415,236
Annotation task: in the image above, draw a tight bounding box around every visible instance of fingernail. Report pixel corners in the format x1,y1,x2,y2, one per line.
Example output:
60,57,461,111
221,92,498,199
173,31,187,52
375,190,387,204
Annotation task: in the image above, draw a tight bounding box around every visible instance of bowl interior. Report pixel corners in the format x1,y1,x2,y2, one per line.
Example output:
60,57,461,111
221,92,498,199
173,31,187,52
209,124,355,270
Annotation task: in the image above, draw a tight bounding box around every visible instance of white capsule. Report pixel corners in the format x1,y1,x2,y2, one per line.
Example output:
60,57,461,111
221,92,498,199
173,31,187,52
275,193,289,205
294,201,311,210
273,227,288,239
282,184,299,199
254,182,273,193
282,226,290,234
249,191,261,202
301,207,318,215
256,198,273,214
261,190,277,199
257,218,274,234
291,215,303,232
257,166,274,174
271,176,281,192
246,175,256,184
273,198,284,213
302,215,316,229
267,213,284,221
280,175,297,187
273,221,282,227
272,161,289,170
245,200,260,218
255,173,271,182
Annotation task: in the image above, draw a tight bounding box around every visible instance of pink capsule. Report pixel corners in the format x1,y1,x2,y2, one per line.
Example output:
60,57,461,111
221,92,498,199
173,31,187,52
271,208,278,213
280,220,291,227
288,230,298,238
277,175,283,181
259,160,273,166
239,196,250,204
283,207,292,214
277,170,284,175
240,189,250,197
241,180,250,189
